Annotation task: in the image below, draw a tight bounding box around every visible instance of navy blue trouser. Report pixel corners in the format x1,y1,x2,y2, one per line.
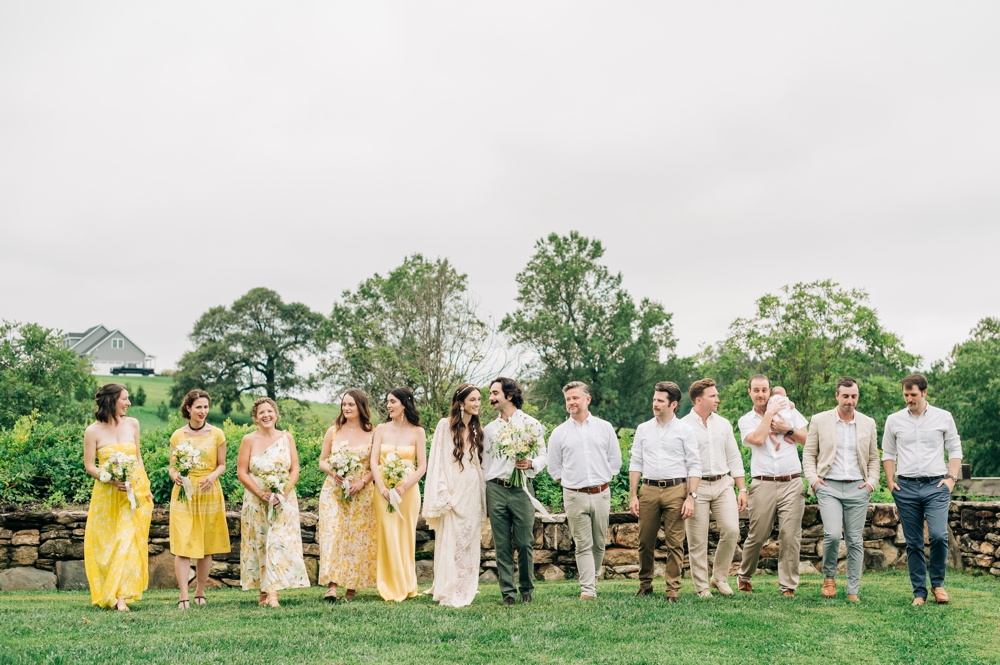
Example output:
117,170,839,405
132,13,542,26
892,477,951,599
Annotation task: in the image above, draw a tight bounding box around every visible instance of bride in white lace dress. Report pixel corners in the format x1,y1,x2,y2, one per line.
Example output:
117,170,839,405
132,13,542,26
422,383,487,608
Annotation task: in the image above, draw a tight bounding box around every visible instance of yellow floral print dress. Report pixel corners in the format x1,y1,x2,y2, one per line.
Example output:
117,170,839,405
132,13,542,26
84,442,154,608
169,427,231,559
240,435,310,592
318,434,377,589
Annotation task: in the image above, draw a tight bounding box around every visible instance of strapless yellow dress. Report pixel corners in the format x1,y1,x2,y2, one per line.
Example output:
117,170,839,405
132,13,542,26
84,442,153,608
374,444,420,601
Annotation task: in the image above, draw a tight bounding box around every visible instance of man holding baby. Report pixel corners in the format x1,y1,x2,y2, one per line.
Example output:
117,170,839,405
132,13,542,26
736,374,808,596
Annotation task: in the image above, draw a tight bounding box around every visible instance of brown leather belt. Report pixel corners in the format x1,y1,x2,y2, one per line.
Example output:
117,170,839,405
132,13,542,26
752,473,802,482
642,478,687,487
564,482,610,494
701,474,726,482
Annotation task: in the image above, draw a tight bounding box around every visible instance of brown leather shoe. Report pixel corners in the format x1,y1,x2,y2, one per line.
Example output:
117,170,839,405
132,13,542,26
737,578,753,593
821,578,836,599
781,590,795,597
847,594,859,602
503,596,515,606
520,593,532,604
635,587,653,597
932,587,950,604
666,595,678,603
912,596,925,606
580,594,596,601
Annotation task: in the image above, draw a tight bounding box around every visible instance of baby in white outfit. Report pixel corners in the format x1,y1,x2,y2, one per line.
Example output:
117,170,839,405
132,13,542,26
767,387,796,450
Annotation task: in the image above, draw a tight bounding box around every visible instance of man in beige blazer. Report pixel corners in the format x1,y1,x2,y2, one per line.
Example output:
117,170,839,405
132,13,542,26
803,377,880,601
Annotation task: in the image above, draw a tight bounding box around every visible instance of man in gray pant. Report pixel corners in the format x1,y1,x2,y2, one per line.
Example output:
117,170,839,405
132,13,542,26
803,377,881,601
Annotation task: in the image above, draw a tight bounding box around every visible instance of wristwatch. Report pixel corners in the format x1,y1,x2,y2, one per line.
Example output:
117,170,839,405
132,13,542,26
950,475,960,483
786,428,794,437
688,492,697,499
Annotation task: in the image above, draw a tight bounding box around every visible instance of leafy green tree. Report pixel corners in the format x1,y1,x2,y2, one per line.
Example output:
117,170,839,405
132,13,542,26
932,317,1000,476
501,232,676,427
171,288,324,414
132,384,147,406
0,321,96,429
316,254,498,420
704,280,917,430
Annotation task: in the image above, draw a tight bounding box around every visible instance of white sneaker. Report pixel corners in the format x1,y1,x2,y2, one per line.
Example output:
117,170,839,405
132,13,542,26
710,580,734,596
698,589,713,598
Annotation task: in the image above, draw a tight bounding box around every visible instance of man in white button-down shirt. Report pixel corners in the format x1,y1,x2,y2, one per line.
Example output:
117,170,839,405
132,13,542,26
736,375,808,597
483,377,548,606
883,373,963,606
628,381,701,601
681,378,747,598
547,381,622,600
803,377,881,602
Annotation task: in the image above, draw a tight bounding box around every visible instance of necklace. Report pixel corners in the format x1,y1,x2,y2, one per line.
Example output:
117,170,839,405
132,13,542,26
188,420,208,432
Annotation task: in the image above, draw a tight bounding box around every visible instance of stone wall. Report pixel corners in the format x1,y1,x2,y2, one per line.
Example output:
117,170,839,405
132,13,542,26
2,502,999,591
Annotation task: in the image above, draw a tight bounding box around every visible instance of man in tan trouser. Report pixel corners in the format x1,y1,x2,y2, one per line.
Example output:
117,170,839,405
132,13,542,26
548,381,622,600
629,381,701,602
682,378,747,598
736,374,808,597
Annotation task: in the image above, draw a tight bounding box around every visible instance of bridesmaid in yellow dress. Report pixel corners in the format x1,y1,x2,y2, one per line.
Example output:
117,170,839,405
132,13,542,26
83,383,154,611
237,397,310,607
371,387,427,602
168,389,230,609
317,389,377,601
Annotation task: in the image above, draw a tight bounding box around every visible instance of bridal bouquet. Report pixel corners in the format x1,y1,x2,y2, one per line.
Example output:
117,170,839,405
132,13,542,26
494,419,546,488
173,440,203,503
251,457,290,520
99,452,139,511
328,442,364,503
380,452,410,514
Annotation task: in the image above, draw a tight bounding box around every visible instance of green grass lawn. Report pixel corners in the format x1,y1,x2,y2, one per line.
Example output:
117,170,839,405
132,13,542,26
2,572,998,665
94,375,340,433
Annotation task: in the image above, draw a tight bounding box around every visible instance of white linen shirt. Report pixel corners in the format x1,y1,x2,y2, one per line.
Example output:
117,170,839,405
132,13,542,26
680,411,745,478
628,416,702,480
738,408,808,477
826,413,867,485
482,409,548,482
547,414,622,489
882,404,962,478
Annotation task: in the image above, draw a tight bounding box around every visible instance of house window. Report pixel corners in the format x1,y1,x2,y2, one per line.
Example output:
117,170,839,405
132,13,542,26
112,338,124,349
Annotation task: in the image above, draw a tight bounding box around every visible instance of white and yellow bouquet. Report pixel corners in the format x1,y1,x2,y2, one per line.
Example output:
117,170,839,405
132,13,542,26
173,440,203,503
494,419,546,488
99,451,139,511
251,457,290,520
379,452,410,514
328,441,364,504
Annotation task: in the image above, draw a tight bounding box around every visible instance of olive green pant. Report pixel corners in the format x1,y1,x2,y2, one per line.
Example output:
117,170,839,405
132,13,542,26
486,480,536,600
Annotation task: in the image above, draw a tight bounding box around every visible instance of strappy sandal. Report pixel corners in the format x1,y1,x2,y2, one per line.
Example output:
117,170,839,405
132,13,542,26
323,588,339,602
177,599,190,610
193,596,206,606
258,592,268,607
266,595,280,608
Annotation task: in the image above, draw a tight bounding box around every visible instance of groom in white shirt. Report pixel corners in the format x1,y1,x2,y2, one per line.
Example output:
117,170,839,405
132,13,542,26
482,377,548,606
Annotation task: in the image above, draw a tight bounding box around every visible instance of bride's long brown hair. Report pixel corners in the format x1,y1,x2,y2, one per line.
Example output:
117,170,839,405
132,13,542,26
449,383,484,471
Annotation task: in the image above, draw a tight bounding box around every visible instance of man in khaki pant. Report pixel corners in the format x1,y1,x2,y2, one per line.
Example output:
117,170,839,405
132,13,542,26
737,375,808,597
629,381,701,601
547,381,622,600
681,378,748,597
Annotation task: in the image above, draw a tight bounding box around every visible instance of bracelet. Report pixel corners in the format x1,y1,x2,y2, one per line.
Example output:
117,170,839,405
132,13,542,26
738,488,747,493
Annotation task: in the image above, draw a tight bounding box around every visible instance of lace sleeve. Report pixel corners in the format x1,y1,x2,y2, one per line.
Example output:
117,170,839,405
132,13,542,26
421,419,455,523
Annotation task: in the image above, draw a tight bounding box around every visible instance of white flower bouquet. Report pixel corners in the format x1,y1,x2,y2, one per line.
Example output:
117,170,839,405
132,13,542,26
328,441,364,503
173,440,203,503
99,452,139,511
494,419,546,488
251,458,290,520
379,452,410,514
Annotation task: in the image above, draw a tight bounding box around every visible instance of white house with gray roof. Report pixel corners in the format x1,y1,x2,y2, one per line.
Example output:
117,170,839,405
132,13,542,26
63,325,156,375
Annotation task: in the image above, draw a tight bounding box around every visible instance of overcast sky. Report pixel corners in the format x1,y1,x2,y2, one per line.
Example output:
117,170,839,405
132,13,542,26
2,2,998,390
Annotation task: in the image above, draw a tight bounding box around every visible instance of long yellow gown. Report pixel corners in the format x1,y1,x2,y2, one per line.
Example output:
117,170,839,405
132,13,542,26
374,442,420,601
318,435,377,589
168,427,231,559
84,442,154,608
